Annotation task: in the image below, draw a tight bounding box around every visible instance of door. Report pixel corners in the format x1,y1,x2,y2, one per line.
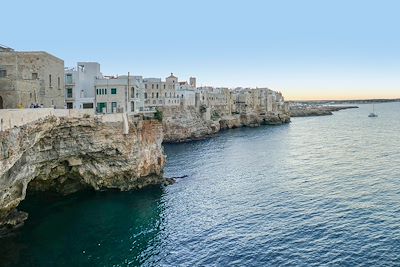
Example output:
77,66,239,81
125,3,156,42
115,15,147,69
97,102,107,113
0,96,3,109
111,102,117,113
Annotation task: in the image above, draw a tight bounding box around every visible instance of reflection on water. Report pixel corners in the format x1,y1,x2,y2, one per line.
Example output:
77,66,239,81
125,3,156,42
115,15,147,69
1,102,400,266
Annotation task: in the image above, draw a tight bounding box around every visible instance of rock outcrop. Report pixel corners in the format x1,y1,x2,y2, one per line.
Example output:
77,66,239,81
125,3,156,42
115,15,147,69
0,116,165,235
161,106,290,142
290,106,358,117
161,106,220,143
219,113,290,130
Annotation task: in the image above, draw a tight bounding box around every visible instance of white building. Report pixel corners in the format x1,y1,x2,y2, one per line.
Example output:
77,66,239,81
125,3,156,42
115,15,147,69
176,80,196,106
64,62,101,109
95,74,144,114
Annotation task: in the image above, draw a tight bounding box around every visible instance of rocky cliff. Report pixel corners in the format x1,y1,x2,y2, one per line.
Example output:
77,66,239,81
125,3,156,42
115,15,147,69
161,106,290,142
161,106,220,143
219,113,290,130
0,116,165,235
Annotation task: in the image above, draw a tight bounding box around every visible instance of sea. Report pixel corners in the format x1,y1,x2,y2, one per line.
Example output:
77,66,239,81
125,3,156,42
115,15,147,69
1,102,399,266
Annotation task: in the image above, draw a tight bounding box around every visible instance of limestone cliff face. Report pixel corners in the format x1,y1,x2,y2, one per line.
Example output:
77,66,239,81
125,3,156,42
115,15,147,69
161,106,290,142
219,113,291,130
0,116,165,233
161,106,220,143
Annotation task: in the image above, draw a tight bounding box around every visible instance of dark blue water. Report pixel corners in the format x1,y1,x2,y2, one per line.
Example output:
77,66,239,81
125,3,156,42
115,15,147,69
1,102,400,266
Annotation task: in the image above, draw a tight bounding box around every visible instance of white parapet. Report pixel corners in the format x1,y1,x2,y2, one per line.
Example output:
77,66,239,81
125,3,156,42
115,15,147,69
0,109,95,131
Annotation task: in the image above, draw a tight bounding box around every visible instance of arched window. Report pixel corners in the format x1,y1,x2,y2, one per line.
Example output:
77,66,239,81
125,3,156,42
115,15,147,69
156,92,159,98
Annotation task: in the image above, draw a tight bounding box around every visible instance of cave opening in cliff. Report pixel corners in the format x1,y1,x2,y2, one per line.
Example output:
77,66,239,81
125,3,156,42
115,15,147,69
26,160,92,196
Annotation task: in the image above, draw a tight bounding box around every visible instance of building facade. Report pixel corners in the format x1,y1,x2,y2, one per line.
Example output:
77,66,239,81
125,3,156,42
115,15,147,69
95,75,144,114
143,73,181,109
0,45,64,109
65,62,102,109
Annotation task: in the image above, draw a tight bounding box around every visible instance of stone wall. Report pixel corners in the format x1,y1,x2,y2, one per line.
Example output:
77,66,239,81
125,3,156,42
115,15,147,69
0,108,95,131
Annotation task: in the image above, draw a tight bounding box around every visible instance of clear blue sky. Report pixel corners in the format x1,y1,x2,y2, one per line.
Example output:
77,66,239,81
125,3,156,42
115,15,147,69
2,0,400,100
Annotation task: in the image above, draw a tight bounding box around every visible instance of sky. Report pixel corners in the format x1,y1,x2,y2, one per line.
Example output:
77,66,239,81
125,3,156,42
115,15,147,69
2,0,400,100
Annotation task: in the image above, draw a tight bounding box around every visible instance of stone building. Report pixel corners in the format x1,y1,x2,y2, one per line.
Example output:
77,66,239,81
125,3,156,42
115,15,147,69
0,45,64,109
65,62,102,109
143,73,181,109
95,75,144,114
197,86,233,116
232,87,281,115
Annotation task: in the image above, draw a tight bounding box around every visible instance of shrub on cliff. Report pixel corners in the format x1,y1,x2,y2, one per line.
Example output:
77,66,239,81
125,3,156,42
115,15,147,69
154,109,163,122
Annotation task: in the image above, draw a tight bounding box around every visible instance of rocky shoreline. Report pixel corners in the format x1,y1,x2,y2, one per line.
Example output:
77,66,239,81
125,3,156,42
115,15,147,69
0,107,291,236
161,106,291,143
289,105,358,117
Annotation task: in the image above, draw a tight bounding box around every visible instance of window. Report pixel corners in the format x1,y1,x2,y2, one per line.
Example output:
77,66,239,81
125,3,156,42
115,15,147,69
163,84,166,89
111,102,117,112
144,92,147,99
83,103,93,109
49,74,52,87
67,88,73,98
58,77,60,89
165,92,167,97
66,102,73,109
156,92,159,98
105,88,107,95
111,88,117,95
152,92,154,98
145,84,147,89
101,89,104,95
156,84,159,89
153,100,156,104
65,74,72,84
152,84,154,89
32,73,38,79
131,101,135,112
131,87,134,97
0,69,6,78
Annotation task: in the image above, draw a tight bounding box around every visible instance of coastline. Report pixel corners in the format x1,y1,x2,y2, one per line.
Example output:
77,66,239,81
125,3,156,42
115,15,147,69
289,105,358,117
0,101,363,236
